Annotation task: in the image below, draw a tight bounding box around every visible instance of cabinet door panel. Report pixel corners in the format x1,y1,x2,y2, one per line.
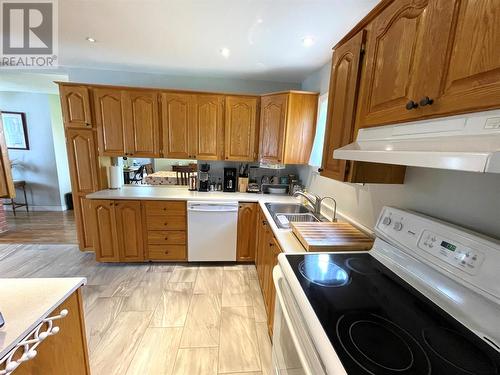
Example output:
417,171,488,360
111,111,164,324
436,0,500,114
321,32,365,181
60,86,92,128
160,93,193,159
259,94,287,163
74,194,93,250
90,200,119,262
236,203,257,261
94,89,125,156
123,90,159,157
225,96,258,161
66,129,99,193
115,201,144,261
193,95,224,160
358,0,453,127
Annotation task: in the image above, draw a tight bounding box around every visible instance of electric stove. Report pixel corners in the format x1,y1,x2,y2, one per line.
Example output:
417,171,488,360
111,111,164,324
286,252,500,374
272,207,500,375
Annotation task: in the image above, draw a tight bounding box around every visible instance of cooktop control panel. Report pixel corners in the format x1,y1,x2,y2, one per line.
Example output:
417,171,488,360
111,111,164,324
417,229,484,275
375,206,500,301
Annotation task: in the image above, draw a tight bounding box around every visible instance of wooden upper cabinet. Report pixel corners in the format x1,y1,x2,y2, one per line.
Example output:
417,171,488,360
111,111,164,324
192,94,224,160
357,0,455,128
321,32,365,181
160,93,194,159
114,200,144,262
122,90,160,157
259,94,288,163
435,0,500,115
284,93,318,164
259,92,318,164
224,96,259,161
236,203,258,261
60,85,92,128
90,200,119,262
93,88,125,156
65,129,99,193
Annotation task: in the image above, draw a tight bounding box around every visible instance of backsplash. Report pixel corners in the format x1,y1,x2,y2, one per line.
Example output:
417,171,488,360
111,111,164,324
197,160,301,185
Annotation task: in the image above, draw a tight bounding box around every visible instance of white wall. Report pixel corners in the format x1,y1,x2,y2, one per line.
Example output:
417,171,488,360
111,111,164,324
48,95,72,207
300,62,500,239
66,67,300,94
0,92,71,210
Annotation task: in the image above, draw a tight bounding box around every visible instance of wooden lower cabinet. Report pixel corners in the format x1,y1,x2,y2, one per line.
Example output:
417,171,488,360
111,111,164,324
115,201,144,261
255,206,282,336
143,200,187,261
89,199,187,262
90,200,119,262
73,195,93,250
15,289,90,375
90,199,144,262
236,203,258,261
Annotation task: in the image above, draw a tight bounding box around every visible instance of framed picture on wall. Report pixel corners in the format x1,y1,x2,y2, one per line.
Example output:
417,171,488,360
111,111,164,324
1,111,29,150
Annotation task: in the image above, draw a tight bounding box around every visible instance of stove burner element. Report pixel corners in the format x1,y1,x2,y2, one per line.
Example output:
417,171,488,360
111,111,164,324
345,257,381,275
298,255,349,287
337,312,431,374
423,327,497,374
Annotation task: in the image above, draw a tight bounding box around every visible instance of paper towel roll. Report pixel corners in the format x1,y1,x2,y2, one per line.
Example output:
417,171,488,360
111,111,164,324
109,166,122,189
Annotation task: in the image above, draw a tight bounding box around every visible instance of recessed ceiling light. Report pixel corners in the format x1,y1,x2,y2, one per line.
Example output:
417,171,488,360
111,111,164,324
302,36,315,47
86,37,96,43
220,47,231,58
257,18,263,24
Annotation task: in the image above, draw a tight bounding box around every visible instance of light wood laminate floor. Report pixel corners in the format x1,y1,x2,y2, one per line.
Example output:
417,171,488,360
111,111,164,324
0,244,272,375
0,211,77,244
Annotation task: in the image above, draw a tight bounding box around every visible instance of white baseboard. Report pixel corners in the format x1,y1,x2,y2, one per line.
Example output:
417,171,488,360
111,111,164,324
2,204,69,212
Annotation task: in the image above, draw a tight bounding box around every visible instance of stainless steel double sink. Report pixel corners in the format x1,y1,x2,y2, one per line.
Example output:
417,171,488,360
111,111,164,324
264,203,328,229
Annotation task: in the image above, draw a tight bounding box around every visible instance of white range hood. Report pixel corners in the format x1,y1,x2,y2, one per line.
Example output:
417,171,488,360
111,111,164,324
334,110,500,173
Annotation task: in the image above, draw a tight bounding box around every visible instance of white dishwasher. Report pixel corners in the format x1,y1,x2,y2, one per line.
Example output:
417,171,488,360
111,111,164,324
187,201,238,261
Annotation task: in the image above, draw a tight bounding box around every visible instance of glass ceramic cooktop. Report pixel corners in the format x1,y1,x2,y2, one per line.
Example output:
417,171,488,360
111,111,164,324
285,253,500,375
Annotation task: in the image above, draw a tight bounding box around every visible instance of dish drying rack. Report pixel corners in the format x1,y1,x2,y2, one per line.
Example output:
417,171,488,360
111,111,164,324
0,309,68,375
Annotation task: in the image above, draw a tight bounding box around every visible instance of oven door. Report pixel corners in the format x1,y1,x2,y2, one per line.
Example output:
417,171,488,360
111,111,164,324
272,266,326,375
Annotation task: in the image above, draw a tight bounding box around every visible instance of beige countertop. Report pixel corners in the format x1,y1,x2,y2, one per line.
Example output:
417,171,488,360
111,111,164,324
0,277,86,360
86,185,296,203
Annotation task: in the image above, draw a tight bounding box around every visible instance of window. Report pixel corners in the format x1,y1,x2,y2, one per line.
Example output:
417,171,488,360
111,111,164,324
309,93,328,167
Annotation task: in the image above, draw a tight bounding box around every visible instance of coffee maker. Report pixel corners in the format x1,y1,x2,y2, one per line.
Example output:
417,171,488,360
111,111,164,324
223,167,237,192
198,164,210,192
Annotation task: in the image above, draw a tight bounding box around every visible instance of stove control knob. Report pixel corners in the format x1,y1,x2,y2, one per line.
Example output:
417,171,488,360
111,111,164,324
393,222,403,231
382,217,392,226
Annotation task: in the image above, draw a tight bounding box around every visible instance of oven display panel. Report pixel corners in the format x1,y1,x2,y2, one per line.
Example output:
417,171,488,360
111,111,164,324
441,241,457,252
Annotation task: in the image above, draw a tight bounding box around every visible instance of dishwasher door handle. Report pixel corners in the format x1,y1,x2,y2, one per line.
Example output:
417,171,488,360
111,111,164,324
187,201,239,212
188,206,238,212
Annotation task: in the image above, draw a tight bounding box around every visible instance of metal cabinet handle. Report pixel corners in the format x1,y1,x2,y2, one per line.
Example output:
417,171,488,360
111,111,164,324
419,96,434,107
406,100,418,110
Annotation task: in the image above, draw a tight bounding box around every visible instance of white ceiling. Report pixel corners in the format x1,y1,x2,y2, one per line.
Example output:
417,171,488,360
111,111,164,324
59,0,378,83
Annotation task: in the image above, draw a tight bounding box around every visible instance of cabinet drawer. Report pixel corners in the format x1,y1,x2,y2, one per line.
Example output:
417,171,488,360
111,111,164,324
144,201,186,216
148,245,186,261
146,215,186,230
147,230,186,245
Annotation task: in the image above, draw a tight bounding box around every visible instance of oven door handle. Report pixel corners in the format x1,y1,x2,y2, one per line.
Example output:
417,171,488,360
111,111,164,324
273,266,324,375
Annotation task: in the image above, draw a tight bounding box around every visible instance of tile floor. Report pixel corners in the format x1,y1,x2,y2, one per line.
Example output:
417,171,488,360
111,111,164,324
0,244,272,375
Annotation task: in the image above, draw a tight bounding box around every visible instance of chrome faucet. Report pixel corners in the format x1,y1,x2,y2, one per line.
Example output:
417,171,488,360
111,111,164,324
293,191,337,222
292,191,321,214
318,196,337,222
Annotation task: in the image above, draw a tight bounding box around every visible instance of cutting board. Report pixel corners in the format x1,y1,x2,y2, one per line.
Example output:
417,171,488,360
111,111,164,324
291,221,373,252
